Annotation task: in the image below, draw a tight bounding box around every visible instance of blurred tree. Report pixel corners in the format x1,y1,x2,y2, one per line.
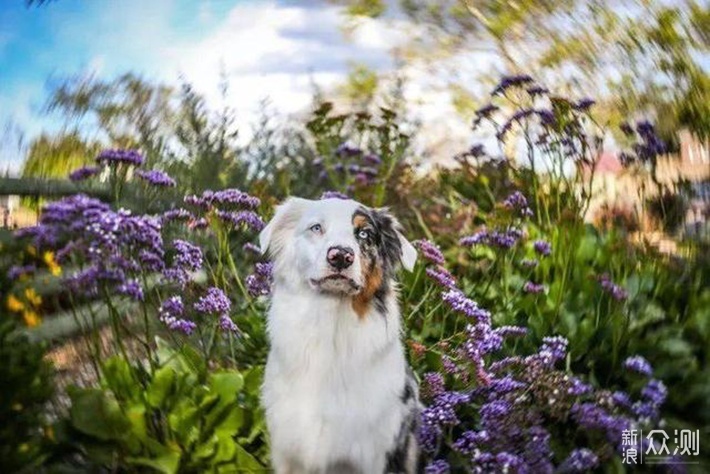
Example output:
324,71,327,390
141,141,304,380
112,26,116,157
339,63,380,110
21,131,100,179
167,79,241,193
47,73,176,166
338,0,710,144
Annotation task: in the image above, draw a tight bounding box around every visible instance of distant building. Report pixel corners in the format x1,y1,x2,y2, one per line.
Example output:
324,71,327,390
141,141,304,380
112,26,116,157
584,129,710,234
0,195,21,228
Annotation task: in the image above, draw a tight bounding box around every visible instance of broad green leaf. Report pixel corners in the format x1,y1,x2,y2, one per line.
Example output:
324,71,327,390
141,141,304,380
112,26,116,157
69,388,131,441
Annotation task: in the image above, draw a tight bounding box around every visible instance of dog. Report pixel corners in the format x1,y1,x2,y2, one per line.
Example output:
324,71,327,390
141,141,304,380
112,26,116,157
259,197,422,474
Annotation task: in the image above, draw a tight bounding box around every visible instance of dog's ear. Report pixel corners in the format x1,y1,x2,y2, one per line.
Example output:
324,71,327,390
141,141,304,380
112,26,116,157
372,208,417,272
259,197,309,255
397,230,417,272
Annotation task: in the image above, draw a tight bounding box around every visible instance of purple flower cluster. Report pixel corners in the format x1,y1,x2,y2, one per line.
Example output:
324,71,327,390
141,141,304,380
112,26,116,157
415,239,445,265
194,287,231,315
620,120,666,165
162,208,193,223
492,74,534,96
415,237,669,472
216,210,265,231
533,240,551,256
96,149,144,166
69,165,102,182
135,169,176,187
426,266,457,289
159,296,196,335
185,189,260,210
460,227,523,250
7,264,36,280
442,289,491,323
502,191,534,218
17,195,162,299
314,142,383,189
219,314,239,333
246,262,273,297
523,281,545,294
623,355,653,376
598,273,629,301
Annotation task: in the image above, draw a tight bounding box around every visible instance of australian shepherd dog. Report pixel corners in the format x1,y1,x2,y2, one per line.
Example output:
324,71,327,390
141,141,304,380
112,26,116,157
259,197,422,474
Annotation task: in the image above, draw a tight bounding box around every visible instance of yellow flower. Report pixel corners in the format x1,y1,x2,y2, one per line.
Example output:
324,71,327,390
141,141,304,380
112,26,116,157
6,295,24,313
22,310,41,328
24,288,42,308
43,251,62,276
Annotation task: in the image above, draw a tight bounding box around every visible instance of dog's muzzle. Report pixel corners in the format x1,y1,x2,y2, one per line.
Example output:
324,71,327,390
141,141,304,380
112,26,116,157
310,274,361,295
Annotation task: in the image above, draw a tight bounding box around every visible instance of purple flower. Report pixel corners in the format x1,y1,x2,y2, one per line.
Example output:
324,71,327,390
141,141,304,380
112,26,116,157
7,264,36,280
135,169,176,187
527,85,549,96
598,273,628,301
425,266,457,289
453,430,489,455
417,422,441,453
172,239,203,272
423,372,446,398
641,379,667,406
415,239,445,265
442,290,491,323
116,279,144,301
218,314,239,333
421,391,469,427
459,230,489,247
424,460,449,474
540,336,568,362
623,355,653,376
503,191,534,217
162,208,193,222
362,153,382,165
494,325,528,339
520,258,538,268
533,240,551,256
558,448,598,472
69,165,102,181
573,98,596,111
159,296,196,335
523,281,545,294
194,287,231,315
612,391,632,408
320,191,350,200
185,189,260,210
474,103,499,118
216,210,265,231
246,262,273,297
492,74,534,96
96,149,144,166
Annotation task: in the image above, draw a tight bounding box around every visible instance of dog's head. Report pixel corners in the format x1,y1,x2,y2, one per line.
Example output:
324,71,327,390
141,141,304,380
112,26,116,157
259,197,416,312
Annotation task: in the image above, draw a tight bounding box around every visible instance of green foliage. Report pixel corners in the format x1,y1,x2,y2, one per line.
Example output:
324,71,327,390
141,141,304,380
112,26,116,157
21,131,101,180
52,341,267,473
0,320,54,473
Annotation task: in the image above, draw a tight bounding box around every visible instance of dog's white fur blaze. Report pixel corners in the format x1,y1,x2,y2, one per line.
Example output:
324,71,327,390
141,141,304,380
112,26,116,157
260,198,419,474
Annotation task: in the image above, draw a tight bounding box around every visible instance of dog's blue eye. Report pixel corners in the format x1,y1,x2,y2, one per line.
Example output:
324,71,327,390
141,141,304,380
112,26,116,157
310,224,322,233
357,230,370,240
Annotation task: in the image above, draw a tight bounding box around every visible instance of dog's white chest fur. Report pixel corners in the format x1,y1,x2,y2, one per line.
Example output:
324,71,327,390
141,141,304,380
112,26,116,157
263,289,408,473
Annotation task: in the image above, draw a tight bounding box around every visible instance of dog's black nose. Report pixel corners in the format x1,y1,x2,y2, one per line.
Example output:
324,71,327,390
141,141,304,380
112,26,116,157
327,246,355,270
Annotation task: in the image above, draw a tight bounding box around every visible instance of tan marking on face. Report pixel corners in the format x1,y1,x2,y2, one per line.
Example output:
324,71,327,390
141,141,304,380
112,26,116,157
352,258,382,318
352,214,368,229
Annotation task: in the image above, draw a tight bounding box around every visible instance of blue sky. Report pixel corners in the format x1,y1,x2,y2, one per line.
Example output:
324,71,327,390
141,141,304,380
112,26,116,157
0,0,414,172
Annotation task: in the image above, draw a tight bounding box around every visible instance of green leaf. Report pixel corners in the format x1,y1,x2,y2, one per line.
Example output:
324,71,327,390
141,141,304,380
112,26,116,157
233,442,264,471
209,371,244,402
69,388,131,441
147,366,176,409
127,451,181,474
